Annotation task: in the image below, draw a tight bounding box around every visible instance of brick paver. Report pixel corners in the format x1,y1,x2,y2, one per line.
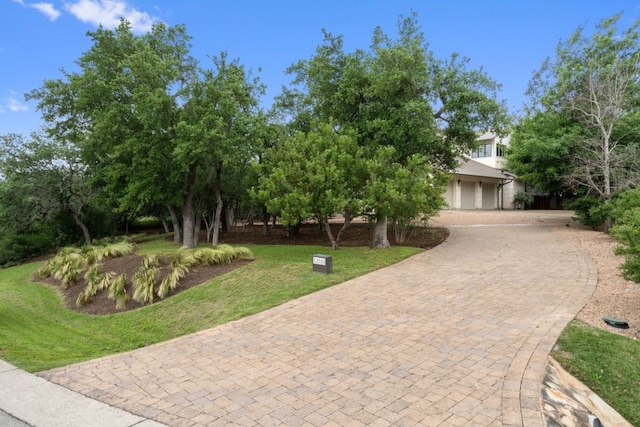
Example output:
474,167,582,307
39,211,596,426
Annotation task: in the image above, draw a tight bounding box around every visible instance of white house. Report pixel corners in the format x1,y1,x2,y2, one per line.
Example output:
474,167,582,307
442,133,525,210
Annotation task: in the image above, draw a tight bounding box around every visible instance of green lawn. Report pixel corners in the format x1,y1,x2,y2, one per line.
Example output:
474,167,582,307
0,239,421,372
552,320,640,426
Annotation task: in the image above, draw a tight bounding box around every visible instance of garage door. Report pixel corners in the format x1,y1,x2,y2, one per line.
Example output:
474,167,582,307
482,184,495,209
460,181,475,209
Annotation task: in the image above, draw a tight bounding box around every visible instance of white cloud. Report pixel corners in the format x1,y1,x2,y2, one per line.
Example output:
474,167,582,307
1,92,29,114
64,0,157,33
12,0,61,21
31,2,61,21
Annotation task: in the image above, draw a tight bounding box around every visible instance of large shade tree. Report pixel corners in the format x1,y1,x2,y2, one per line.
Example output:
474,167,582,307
28,21,196,244
28,21,264,247
277,13,510,247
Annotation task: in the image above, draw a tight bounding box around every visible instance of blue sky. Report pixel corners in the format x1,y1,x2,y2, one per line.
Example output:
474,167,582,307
1,0,639,136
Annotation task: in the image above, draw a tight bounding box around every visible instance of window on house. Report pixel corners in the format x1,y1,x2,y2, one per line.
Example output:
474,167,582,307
496,144,506,157
471,143,492,158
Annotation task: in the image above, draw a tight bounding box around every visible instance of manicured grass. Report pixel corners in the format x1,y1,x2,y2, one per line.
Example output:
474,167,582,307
552,319,640,426
0,239,421,372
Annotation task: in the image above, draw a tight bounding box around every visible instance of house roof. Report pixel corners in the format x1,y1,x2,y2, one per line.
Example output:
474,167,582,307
455,158,506,179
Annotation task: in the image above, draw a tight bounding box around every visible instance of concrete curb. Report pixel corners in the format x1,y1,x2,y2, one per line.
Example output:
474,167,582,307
0,360,168,427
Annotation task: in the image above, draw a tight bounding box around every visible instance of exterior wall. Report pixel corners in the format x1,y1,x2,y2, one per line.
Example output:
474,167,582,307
500,180,526,210
472,134,510,170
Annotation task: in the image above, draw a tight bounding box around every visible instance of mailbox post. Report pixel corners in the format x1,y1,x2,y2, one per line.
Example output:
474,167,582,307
312,254,333,274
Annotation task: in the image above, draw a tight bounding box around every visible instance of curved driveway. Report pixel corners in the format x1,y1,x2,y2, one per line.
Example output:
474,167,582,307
40,211,596,426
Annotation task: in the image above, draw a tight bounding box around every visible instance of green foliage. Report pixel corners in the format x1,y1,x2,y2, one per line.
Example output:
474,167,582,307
214,244,254,261
255,124,364,248
552,320,640,426
383,155,448,243
158,263,189,299
512,191,533,210
93,241,135,260
76,264,103,306
0,222,59,267
610,189,640,282
0,133,97,245
38,250,85,289
133,216,161,227
507,112,579,194
564,195,608,230
276,12,510,247
25,21,265,249
608,187,640,222
519,13,640,201
134,245,254,301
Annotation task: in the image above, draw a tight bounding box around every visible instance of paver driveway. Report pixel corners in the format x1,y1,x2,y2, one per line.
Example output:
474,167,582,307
40,211,596,426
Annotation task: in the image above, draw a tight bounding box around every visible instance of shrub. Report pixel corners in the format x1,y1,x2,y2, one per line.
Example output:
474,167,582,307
610,188,640,283
512,191,534,210
564,195,609,229
0,222,60,267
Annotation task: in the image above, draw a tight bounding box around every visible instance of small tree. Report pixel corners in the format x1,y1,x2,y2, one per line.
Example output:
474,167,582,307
256,125,363,249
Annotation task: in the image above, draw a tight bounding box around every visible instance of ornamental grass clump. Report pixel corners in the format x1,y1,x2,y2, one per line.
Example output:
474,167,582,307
38,250,86,289
38,241,136,309
132,255,160,305
155,245,254,300
39,241,252,310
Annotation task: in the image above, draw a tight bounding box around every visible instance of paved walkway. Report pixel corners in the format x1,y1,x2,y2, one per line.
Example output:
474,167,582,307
33,211,596,426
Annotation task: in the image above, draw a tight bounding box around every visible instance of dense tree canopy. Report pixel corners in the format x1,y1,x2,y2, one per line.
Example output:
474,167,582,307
1,12,510,261
273,12,510,247
27,20,265,248
0,133,96,244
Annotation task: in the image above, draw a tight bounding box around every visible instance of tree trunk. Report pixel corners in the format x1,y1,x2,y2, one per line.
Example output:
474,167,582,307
262,206,270,236
324,220,339,250
211,162,224,246
603,135,612,234
334,209,353,246
160,216,170,234
182,166,197,248
194,165,217,247
71,211,92,245
168,205,182,244
193,208,202,247
224,202,235,232
371,216,390,249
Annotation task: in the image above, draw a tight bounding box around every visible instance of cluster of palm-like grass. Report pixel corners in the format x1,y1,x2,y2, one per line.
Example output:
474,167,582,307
133,245,254,305
38,241,254,310
38,241,136,309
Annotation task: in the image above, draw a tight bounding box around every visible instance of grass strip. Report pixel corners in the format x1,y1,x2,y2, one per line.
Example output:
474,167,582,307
552,319,640,426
